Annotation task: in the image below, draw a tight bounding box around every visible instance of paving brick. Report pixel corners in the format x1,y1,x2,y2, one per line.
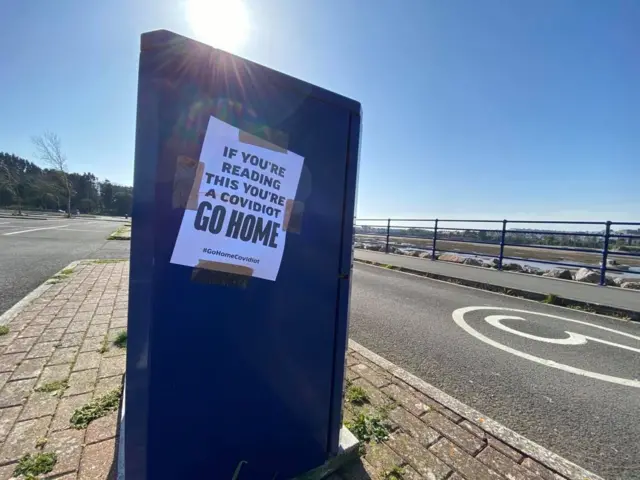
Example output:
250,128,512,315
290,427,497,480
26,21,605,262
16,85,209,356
49,347,79,366
17,324,46,338
0,406,21,441
47,428,85,476
49,319,73,332
31,315,56,325
40,326,68,341
423,411,484,455
36,364,72,389
349,378,392,409
64,369,98,397
78,303,98,313
112,309,127,319
386,431,450,479
381,383,431,417
73,352,102,372
476,447,541,480
94,306,112,316
0,463,17,480
0,333,18,348
79,437,116,479
406,385,463,422
10,357,48,380
0,373,9,392
338,458,378,480
522,458,565,480
86,324,109,338
0,378,37,408
85,410,118,444
351,363,391,388
98,356,125,378
72,312,94,322
363,441,403,477
345,368,359,382
67,321,90,334
487,435,524,463
460,420,487,439
4,336,38,354
51,393,92,432
430,439,503,480
0,416,51,462
25,341,58,359
0,353,26,373
60,332,85,348
90,314,110,324
388,407,439,447
18,391,59,421
94,376,122,398
80,336,104,353
109,318,127,329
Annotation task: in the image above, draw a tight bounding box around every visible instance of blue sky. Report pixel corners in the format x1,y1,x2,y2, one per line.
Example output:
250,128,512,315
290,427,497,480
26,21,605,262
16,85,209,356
1,0,638,221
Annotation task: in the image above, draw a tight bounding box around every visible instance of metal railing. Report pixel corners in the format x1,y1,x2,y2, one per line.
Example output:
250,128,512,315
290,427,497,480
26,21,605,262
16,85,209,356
354,218,640,286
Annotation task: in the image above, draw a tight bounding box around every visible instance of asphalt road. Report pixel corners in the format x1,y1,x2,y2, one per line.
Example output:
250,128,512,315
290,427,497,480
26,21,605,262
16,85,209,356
349,262,640,479
0,217,130,316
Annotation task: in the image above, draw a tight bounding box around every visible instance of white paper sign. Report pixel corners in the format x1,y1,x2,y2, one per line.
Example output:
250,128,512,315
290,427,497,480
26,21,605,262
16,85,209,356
170,116,304,281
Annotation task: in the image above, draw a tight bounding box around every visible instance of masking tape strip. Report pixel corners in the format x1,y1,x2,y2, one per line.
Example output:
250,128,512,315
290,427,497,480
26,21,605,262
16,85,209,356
238,130,288,154
173,156,199,209
186,161,205,211
195,260,254,276
190,260,253,288
283,199,305,234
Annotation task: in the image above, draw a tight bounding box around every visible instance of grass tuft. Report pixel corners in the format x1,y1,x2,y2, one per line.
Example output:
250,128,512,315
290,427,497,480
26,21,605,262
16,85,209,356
35,380,68,396
92,259,127,264
70,388,122,429
384,466,405,480
113,330,127,349
542,293,558,304
346,385,369,405
346,412,390,443
98,335,109,354
0,325,9,336
14,452,57,478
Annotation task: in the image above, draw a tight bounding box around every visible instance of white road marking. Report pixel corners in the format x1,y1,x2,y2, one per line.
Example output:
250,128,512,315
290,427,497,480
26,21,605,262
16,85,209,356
61,228,102,233
3,225,70,236
0,222,10,225
452,306,640,388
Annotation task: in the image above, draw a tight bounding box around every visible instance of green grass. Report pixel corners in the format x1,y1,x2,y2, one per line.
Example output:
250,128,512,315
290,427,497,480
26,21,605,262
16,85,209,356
542,293,558,304
345,412,390,443
0,325,9,336
98,335,110,354
92,259,127,264
59,268,74,275
384,466,405,480
35,380,68,395
346,385,369,405
46,267,74,284
35,437,48,449
113,330,127,349
70,388,122,429
14,452,57,478
107,225,130,240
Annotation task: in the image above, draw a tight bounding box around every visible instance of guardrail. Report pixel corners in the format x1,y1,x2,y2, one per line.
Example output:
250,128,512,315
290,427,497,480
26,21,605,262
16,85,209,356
354,218,640,286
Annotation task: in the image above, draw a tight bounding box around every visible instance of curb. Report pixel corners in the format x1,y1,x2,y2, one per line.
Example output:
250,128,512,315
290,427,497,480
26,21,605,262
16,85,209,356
0,260,82,325
348,339,604,480
0,214,48,221
354,258,640,321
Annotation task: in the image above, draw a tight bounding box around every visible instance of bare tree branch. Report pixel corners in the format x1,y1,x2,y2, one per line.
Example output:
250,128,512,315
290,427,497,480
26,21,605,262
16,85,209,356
32,131,72,217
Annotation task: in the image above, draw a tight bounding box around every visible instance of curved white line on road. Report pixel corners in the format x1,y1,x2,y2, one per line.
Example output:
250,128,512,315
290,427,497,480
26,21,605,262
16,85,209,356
484,315,587,345
453,306,640,388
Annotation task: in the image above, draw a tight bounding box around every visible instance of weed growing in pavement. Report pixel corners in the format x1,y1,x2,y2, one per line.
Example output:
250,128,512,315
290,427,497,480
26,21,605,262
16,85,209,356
346,412,390,443
0,325,9,336
383,466,405,480
92,259,127,264
35,380,68,396
14,452,57,478
113,330,127,349
46,267,74,284
346,385,369,405
108,225,130,240
70,388,121,429
542,293,558,304
35,437,48,449
99,335,109,354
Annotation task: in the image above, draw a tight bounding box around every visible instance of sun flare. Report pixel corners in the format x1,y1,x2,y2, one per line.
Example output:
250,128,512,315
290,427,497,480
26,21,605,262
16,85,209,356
186,0,250,53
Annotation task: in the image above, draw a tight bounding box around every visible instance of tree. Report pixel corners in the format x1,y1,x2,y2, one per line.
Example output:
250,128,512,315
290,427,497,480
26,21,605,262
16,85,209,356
32,132,72,217
99,180,114,212
0,156,34,214
113,191,133,217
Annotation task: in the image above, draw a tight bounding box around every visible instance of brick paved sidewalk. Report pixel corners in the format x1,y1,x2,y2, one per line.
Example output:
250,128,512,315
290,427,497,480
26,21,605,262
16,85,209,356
0,259,602,480
333,343,602,480
0,260,128,479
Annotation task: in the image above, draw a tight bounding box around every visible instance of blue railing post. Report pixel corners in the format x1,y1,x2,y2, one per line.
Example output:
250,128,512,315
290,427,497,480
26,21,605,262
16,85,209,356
385,218,391,253
600,221,612,286
431,219,439,260
498,219,507,270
